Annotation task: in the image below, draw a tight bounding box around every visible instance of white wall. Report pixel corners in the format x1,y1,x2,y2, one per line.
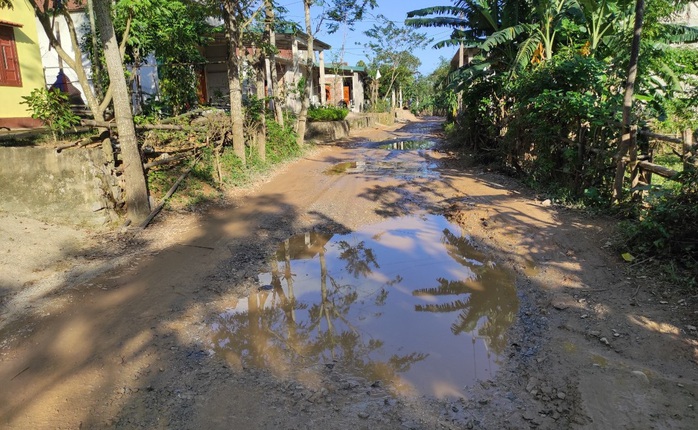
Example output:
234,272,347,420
36,12,92,101
37,11,161,111
675,4,698,26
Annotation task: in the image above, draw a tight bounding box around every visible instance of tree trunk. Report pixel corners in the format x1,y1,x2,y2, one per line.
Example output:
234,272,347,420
296,1,314,146
256,58,267,162
86,0,104,98
612,0,645,203
94,0,150,223
223,4,247,165
265,0,284,126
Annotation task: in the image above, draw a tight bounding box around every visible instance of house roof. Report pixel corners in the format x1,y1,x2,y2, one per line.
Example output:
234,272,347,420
325,63,366,74
0,20,23,27
209,30,331,52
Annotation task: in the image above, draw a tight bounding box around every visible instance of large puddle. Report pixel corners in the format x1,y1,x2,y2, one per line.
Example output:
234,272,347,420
324,159,439,179
210,214,518,398
379,140,435,151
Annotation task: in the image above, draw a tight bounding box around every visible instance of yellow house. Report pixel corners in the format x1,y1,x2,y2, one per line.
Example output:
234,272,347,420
0,0,46,128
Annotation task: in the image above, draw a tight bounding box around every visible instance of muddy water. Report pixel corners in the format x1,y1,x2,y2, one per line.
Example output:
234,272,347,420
324,143,439,179
210,214,518,398
379,140,435,150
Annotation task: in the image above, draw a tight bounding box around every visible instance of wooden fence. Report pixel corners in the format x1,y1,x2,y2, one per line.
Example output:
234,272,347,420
617,126,696,200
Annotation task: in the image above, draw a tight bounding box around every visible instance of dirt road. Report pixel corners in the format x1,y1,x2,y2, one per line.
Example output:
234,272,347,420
1,117,696,429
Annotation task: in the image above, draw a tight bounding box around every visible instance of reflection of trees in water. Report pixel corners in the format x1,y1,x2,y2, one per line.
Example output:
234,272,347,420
336,239,379,278
412,228,518,355
211,235,426,385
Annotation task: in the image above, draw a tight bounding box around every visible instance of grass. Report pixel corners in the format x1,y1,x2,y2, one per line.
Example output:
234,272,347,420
651,148,683,191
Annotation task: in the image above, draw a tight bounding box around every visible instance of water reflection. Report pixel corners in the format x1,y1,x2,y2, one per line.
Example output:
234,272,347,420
210,215,518,398
379,140,435,150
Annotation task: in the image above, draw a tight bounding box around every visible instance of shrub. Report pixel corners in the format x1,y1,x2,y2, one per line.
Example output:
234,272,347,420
620,171,698,260
21,88,80,141
266,118,301,163
307,106,349,122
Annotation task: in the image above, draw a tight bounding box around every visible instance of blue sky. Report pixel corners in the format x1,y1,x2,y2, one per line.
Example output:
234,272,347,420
281,0,457,75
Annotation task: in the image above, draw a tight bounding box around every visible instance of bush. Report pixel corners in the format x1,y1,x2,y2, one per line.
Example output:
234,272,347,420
266,118,301,163
620,171,698,260
21,88,80,141
307,106,349,122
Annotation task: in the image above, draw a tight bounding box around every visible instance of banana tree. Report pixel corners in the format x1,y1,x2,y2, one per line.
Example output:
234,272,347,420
479,0,584,72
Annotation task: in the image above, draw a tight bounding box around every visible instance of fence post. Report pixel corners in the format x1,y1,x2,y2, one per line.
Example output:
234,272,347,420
683,128,696,172
629,125,645,201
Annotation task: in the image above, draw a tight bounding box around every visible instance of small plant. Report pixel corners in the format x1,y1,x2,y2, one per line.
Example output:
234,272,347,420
307,106,349,122
21,88,80,141
266,118,301,163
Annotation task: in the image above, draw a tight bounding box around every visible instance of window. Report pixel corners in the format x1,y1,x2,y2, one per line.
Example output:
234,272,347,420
0,25,22,87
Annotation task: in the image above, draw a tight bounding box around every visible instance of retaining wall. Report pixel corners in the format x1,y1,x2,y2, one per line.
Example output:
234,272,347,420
305,112,395,143
0,146,118,227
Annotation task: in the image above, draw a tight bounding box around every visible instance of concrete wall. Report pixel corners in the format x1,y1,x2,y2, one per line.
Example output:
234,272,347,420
0,146,118,227
304,112,396,143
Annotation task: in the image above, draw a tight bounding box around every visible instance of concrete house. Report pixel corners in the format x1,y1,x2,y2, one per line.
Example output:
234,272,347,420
322,63,367,112
0,0,46,128
200,30,332,114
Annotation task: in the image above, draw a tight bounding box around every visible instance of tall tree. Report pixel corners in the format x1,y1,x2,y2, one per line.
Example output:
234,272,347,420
612,0,644,202
265,0,284,126
363,16,431,103
221,0,264,165
94,0,150,223
295,0,314,146
295,0,376,144
118,0,212,115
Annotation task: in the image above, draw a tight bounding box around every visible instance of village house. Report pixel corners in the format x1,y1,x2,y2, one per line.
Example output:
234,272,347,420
2,0,372,128
200,30,332,114
323,63,367,113
0,0,46,128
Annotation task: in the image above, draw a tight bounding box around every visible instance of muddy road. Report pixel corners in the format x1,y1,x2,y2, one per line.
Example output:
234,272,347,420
1,117,696,429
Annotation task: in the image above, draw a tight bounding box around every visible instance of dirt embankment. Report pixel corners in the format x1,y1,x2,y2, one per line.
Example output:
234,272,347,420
0,117,696,429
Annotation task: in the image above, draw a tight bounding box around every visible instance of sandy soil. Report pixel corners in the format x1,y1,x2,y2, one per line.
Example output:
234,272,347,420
0,116,696,429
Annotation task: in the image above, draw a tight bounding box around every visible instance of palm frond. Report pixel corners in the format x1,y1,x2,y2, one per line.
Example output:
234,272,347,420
513,33,542,71
406,6,468,18
653,62,683,93
449,61,492,91
480,24,531,52
469,0,499,31
405,16,470,29
433,38,473,49
657,24,698,44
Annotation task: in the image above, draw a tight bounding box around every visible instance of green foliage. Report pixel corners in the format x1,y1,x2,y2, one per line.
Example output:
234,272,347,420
265,118,301,164
307,106,349,122
362,15,431,102
367,99,391,113
503,53,623,198
21,88,80,141
325,0,378,33
618,171,698,287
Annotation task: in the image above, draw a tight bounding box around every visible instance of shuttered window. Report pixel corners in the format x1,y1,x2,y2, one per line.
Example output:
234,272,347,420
0,25,22,87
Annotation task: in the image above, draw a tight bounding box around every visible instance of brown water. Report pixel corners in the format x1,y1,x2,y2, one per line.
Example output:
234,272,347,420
210,214,518,398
